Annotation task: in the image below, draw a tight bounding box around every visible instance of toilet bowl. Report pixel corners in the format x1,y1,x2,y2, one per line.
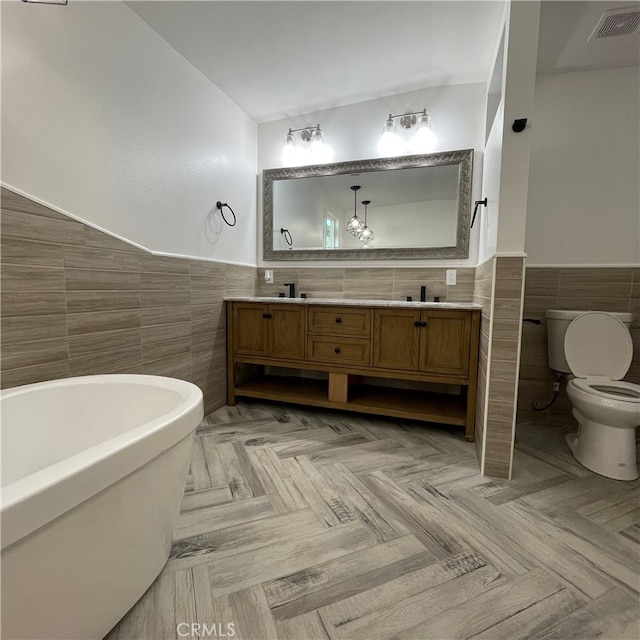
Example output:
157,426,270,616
562,311,640,481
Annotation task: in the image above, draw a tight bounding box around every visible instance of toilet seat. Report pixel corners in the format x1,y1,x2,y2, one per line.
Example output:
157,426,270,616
570,377,640,403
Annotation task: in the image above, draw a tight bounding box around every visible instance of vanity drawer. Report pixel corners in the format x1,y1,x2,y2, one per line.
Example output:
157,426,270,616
307,335,371,366
308,306,371,337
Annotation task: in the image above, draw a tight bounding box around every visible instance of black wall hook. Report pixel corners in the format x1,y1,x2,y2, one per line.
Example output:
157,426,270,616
216,201,237,227
470,198,487,228
512,118,527,133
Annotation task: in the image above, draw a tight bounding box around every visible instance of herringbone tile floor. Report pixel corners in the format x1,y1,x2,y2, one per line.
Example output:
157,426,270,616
106,402,640,640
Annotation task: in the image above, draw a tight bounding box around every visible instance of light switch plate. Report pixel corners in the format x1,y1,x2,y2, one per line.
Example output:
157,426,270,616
446,269,457,286
264,270,274,283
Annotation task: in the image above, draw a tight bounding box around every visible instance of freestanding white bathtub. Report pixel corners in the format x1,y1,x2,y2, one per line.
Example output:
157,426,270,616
1,374,204,640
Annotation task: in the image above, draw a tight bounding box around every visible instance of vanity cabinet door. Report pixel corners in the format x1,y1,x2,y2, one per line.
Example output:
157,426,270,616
269,306,306,361
419,311,471,376
232,303,305,360
233,303,268,356
372,309,421,371
373,308,472,377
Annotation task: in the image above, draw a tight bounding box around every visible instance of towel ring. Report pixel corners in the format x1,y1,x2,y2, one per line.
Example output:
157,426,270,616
215,201,237,227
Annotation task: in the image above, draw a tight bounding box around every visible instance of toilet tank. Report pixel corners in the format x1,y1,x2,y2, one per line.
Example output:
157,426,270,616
545,309,633,373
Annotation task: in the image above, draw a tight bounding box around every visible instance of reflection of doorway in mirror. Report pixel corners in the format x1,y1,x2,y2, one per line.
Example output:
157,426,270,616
323,210,339,249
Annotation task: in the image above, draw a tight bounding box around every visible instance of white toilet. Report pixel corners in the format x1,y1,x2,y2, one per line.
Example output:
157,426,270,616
546,310,640,481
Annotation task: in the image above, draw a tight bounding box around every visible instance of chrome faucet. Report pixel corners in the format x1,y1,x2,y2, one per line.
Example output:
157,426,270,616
283,282,296,298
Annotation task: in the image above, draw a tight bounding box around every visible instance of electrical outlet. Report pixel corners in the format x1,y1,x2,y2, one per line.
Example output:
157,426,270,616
552,381,560,392
446,269,457,286
264,270,274,284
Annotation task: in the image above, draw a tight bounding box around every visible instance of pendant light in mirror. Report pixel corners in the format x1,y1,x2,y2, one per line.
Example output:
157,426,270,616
346,185,364,236
358,200,374,246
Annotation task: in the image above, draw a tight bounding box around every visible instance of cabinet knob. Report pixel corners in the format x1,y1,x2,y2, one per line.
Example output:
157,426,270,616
421,321,427,327
413,321,422,327
262,313,272,319
335,317,342,323
334,347,341,354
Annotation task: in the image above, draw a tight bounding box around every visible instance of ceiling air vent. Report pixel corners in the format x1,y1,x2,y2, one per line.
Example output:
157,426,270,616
588,5,640,40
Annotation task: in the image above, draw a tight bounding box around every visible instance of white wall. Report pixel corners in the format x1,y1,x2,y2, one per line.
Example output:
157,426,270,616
478,102,503,263
478,0,540,263
495,0,540,255
1,1,258,265
525,67,640,266
272,179,342,250
340,201,458,250
257,83,486,267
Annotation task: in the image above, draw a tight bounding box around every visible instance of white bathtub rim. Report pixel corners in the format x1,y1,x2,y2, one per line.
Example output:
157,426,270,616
1,374,204,551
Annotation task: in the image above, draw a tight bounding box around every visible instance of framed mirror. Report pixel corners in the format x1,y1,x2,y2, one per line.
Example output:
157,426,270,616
263,149,473,261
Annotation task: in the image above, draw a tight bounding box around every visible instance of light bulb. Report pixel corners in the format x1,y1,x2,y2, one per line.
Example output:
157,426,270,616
283,143,303,166
409,112,436,153
311,125,324,160
360,225,374,242
378,131,404,156
316,144,333,164
347,215,363,236
282,129,298,165
379,115,404,155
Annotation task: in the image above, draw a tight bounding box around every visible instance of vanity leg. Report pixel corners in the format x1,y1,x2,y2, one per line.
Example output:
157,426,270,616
464,312,480,442
226,302,237,406
328,372,349,404
465,413,475,442
226,363,237,406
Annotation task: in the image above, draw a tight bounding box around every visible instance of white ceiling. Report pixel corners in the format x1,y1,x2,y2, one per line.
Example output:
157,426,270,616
537,1,640,75
127,1,640,124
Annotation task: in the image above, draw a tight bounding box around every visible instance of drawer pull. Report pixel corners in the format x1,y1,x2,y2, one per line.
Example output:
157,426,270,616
335,317,342,323
334,347,341,354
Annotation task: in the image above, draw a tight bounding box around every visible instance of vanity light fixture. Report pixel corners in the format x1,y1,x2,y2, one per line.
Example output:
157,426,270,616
358,200,374,246
282,124,332,166
377,109,436,156
21,0,68,4
346,185,364,236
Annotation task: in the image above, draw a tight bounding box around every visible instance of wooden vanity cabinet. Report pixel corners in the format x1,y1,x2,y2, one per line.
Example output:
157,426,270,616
227,301,480,441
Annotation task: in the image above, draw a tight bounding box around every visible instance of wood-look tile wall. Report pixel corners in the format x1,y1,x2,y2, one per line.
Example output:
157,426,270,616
483,257,525,479
473,257,526,479
0,188,255,415
517,267,640,425
254,267,476,303
472,257,494,465
2,187,530,479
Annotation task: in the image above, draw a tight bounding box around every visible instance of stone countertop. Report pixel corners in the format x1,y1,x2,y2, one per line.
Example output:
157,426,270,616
224,296,482,310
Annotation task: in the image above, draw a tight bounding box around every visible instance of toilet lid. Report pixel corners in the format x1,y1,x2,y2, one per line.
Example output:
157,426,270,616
565,312,633,380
